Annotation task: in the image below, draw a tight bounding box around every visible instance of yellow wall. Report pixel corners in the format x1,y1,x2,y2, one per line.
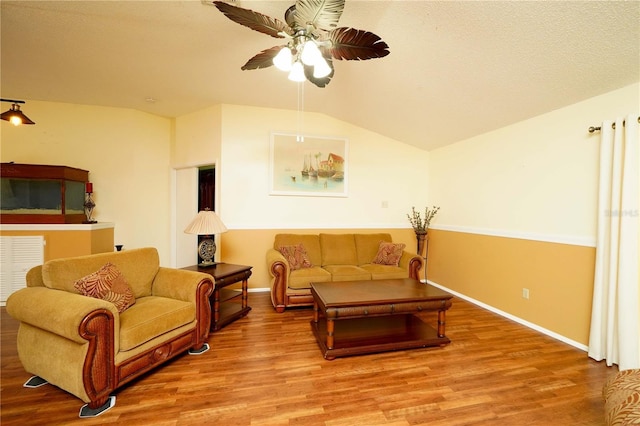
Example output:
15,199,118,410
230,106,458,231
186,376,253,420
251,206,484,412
1,101,173,264
427,229,595,345
427,83,639,347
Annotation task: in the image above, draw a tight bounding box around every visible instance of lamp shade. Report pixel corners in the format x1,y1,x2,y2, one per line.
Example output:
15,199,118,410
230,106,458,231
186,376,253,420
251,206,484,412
184,209,228,235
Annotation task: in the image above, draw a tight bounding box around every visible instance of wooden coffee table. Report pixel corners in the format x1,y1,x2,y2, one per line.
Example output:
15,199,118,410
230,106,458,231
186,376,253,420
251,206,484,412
310,278,453,359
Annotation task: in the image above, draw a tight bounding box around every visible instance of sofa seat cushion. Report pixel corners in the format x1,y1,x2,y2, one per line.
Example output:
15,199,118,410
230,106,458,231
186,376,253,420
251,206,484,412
288,267,332,290
323,265,371,282
119,296,195,352
360,264,410,280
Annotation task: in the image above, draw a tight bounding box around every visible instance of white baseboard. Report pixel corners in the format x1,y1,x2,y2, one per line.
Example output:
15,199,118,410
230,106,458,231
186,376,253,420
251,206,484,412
425,279,588,352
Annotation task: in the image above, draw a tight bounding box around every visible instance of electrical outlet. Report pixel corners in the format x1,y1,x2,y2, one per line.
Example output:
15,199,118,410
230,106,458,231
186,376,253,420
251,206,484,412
522,288,530,300
381,201,389,208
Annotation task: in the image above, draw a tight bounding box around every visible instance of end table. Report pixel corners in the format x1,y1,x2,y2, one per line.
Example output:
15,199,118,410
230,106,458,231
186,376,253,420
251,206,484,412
181,263,252,332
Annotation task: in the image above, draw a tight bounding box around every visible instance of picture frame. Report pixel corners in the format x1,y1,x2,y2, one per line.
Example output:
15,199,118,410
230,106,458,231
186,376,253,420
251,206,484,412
270,132,348,197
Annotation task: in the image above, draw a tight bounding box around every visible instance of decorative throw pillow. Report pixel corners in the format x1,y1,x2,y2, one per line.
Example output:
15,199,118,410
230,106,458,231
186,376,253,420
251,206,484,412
74,263,136,313
278,243,312,270
372,241,406,266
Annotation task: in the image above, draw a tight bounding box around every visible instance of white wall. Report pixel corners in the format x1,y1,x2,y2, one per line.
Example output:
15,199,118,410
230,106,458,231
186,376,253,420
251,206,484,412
0,100,173,263
219,104,430,229
428,82,640,245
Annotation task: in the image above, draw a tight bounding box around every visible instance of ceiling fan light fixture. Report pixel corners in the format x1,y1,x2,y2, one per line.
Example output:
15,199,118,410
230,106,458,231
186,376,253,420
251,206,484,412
300,39,322,66
273,47,293,71
212,0,390,87
288,61,306,82
313,57,332,78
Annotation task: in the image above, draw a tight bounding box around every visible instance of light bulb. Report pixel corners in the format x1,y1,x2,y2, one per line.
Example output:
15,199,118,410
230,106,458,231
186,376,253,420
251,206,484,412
313,57,331,78
273,47,293,71
10,116,22,126
300,40,322,66
288,61,306,82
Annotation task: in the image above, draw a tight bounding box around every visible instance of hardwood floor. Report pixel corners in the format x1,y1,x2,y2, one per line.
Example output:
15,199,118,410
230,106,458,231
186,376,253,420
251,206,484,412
1,292,616,425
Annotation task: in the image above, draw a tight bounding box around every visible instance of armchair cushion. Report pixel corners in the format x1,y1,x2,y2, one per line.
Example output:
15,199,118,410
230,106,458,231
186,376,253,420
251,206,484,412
42,248,159,298
74,263,136,313
119,296,194,352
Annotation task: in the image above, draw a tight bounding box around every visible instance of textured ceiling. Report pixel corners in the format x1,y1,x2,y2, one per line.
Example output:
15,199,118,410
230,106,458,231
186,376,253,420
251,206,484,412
1,1,639,151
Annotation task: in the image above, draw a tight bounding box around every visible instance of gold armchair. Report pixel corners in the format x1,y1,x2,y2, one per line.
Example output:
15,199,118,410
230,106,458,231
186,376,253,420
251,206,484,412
6,248,213,417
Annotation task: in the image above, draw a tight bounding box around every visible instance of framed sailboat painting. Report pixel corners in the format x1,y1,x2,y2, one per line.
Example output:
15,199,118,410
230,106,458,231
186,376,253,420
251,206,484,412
270,132,348,197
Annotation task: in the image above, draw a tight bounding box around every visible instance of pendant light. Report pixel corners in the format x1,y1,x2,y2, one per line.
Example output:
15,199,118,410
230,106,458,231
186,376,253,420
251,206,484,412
0,99,35,126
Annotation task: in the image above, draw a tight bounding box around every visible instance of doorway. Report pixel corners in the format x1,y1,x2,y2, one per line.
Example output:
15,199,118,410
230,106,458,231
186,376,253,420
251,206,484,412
173,164,216,268
196,166,215,264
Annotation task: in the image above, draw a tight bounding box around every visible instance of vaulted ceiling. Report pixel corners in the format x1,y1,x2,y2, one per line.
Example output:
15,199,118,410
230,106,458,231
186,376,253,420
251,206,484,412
1,1,638,151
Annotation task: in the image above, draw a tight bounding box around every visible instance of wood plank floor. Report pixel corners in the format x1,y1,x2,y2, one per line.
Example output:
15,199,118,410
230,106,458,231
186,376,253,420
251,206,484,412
1,292,616,425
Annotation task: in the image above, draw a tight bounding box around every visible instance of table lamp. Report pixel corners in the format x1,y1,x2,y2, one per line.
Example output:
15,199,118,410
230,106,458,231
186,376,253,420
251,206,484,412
184,208,228,267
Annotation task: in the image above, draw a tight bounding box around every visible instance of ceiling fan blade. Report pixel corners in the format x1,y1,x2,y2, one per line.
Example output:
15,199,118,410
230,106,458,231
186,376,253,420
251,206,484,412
327,27,390,61
284,5,296,28
292,0,345,32
213,1,293,38
241,46,284,70
303,58,335,88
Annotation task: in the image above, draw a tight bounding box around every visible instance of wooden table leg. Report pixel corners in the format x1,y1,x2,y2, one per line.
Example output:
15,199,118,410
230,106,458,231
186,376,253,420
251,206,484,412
212,288,220,329
326,319,335,349
241,278,248,310
437,309,446,338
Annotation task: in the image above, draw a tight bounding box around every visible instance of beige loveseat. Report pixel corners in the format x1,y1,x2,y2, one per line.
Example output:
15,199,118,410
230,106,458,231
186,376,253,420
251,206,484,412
6,248,213,417
267,233,423,312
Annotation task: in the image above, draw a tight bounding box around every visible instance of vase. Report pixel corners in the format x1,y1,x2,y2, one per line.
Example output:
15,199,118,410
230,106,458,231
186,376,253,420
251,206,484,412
415,231,427,256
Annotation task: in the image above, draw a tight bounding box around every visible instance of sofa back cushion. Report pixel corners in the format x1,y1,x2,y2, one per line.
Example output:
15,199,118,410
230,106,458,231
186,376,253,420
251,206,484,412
42,247,160,298
274,234,322,266
319,234,357,266
354,233,393,265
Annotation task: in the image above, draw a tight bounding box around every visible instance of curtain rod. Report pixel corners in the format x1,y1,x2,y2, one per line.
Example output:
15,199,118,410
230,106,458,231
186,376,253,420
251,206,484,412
588,115,640,133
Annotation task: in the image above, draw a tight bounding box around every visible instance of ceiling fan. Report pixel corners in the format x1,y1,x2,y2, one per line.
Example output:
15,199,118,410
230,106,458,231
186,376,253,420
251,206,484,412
212,0,390,87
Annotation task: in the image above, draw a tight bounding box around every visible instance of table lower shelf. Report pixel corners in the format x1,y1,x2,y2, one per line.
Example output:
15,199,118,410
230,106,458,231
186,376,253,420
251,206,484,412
310,314,450,360
212,302,251,332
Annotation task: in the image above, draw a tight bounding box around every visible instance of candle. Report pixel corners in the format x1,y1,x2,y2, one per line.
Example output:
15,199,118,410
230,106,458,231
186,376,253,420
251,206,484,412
86,182,93,193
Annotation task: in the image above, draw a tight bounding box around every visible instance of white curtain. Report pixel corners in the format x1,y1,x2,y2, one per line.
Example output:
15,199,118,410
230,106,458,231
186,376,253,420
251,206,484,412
588,114,640,371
